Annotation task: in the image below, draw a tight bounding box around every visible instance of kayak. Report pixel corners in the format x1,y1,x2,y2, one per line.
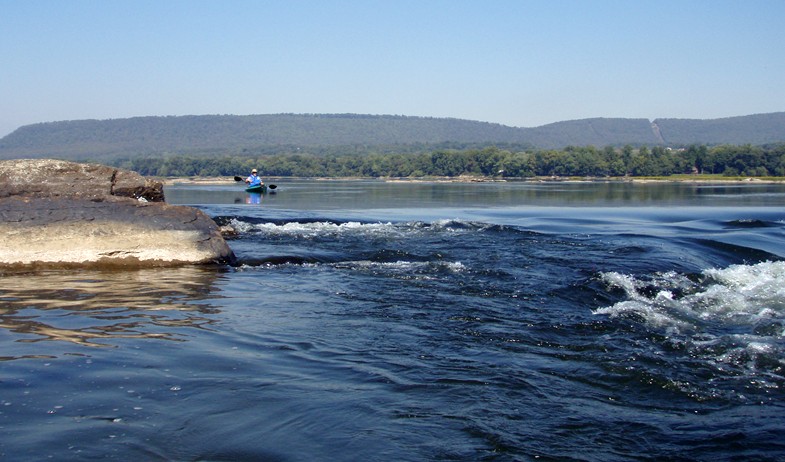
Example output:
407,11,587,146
245,184,267,193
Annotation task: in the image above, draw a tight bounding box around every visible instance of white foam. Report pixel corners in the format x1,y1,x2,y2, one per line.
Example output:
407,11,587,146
705,261,785,304
233,220,401,239
597,261,785,328
228,218,255,233
444,261,468,272
595,261,785,385
335,260,466,275
229,218,489,239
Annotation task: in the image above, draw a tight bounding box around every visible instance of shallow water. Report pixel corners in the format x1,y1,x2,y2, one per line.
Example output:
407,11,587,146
2,180,785,461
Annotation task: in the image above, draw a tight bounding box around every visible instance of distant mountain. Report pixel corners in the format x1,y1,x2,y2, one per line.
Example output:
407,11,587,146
1,112,784,161
652,113,785,145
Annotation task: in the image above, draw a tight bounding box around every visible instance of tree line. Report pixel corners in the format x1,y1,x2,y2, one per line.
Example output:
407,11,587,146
115,143,785,179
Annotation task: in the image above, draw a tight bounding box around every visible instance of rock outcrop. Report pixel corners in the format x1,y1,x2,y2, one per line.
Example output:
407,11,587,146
0,159,235,269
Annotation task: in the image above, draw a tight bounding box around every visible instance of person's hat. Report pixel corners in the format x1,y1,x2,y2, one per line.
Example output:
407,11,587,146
251,169,257,173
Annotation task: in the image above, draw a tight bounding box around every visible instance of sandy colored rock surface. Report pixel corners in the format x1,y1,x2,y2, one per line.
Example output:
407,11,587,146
0,159,234,269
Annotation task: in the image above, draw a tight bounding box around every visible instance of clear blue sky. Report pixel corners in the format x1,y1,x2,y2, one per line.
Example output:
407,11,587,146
1,0,784,137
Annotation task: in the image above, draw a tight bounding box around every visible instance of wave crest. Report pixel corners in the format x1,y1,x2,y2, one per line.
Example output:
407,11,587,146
594,261,785,398
596,261,785,329
226,218,499,239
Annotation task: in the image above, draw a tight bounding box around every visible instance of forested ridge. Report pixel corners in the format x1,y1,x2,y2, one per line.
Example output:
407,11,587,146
2,112,785,162
119,143,785,179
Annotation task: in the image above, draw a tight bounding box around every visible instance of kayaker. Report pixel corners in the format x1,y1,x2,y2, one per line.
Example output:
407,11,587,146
245,169,264,187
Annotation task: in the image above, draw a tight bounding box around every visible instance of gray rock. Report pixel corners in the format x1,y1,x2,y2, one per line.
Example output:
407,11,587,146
0,158,165,201
0,159,235,269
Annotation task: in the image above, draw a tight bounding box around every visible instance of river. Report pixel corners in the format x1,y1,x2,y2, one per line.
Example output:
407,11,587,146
2,179,784,461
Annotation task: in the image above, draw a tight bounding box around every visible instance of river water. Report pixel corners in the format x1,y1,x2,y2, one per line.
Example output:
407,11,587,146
2,180,784,461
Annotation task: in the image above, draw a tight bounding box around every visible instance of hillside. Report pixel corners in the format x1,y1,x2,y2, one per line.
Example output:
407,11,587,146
1,112,784,161
653,113,785,145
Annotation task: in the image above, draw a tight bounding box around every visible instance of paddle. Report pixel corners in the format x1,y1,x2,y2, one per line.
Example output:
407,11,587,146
234,176,277,189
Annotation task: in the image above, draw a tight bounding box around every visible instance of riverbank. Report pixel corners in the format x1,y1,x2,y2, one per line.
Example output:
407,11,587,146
162,174,785,186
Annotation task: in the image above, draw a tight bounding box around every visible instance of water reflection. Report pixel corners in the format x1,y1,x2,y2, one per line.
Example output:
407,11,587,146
0,266,224,350
165,180,785,209
239,192,263,204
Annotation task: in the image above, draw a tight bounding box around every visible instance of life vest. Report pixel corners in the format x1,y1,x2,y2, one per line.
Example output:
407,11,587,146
247,174,261,186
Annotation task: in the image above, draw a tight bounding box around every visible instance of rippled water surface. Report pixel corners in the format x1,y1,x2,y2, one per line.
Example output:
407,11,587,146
2,180,785,461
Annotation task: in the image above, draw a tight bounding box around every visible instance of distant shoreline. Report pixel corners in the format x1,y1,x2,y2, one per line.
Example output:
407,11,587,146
162,175,785,186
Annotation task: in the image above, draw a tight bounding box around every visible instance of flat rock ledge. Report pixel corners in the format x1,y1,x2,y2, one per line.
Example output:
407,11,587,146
0,159,235,269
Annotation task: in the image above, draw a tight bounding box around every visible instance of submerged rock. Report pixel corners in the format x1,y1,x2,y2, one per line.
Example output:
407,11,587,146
0,159,235,269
